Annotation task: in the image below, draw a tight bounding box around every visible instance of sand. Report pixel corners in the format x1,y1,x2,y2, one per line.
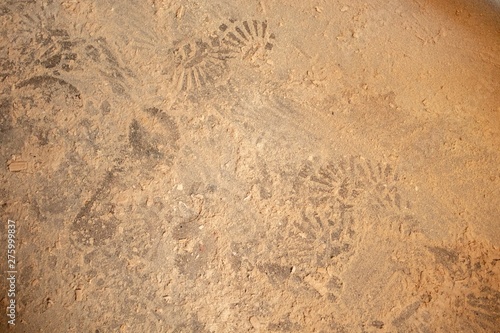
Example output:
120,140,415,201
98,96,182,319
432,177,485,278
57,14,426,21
0,0,499,332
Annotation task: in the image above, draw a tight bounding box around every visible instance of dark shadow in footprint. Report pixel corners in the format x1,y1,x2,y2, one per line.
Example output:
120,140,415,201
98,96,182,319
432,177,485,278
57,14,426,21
17,75,81,102
71,170,118,248
129,119,164,159
128,107,180,167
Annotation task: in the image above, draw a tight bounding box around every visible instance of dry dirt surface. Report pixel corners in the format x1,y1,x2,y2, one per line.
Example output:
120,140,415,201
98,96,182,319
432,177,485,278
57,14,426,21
1,0,499,332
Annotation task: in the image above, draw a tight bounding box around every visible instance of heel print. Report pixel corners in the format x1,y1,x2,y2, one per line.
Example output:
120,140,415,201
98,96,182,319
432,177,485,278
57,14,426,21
167,37,229,94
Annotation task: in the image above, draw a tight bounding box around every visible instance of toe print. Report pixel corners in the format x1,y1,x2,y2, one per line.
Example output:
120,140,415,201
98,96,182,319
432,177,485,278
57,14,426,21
215,19,275,64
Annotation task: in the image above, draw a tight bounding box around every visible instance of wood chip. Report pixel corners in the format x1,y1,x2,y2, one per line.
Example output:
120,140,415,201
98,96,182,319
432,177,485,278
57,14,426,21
8,161,28,172
75,288,83,301
176,6,184,19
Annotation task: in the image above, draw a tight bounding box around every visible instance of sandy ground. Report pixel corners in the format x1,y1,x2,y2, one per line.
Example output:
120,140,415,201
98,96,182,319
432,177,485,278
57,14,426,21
0,0,499,332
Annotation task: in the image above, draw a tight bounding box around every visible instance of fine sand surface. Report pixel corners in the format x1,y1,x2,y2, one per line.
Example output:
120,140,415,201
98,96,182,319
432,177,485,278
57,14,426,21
1,0,499,332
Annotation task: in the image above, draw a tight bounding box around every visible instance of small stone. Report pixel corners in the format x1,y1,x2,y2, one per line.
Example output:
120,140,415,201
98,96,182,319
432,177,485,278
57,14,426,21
249,316,261,329
371,320,384,329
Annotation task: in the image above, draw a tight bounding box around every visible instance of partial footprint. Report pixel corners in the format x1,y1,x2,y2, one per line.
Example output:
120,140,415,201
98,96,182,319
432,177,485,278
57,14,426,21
214,19,275,64
296,156,408,217
166,37,230,95
128,107,180,167
281,156,410,270
71,171,118,248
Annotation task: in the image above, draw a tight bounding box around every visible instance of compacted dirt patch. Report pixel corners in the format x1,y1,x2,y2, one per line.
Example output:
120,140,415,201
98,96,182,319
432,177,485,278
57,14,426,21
1,0,499,332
